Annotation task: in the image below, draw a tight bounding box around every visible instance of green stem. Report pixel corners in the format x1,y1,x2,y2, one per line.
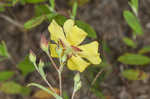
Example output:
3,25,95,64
33,62,56,93
58,71,62,97
71,89,76,99
47,51,59,72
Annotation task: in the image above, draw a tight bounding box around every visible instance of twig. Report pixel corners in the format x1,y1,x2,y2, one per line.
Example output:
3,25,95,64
71,90,76,99
47,52,59,71
44,78,56,93
0,14,24,29
91,69,104,86
58,71,62,97
33,63,56,93
47,52,62,96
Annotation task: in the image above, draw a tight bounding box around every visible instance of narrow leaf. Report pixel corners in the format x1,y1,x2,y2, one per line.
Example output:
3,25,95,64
35,5,51,17
138,46,150,54
71,1,78,19
129,0,138,15
118,53,150,65
49,0,55,9
122,69,148,80
123,37,136,48
123,10,143,35
24,15,46,30
38,60,46,79
0,41,10,58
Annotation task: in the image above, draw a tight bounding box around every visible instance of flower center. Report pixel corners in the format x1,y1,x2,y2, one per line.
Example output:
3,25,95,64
58,39,82,58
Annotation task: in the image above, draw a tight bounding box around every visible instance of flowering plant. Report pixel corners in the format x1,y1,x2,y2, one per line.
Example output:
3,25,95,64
49,19,101,72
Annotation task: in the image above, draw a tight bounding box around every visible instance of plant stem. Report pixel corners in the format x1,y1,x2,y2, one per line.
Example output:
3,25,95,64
58,71,62,97
0,14,24,29
44,78,56,93
91,69,104,86
33,63,56,94
71,90,76,99
47,52,59,72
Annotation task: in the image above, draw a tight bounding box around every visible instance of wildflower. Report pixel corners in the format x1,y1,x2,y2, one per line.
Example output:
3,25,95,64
40,35,49,53
48,19,101,72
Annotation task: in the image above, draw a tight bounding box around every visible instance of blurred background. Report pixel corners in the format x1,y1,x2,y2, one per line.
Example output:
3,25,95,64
1,0,150,99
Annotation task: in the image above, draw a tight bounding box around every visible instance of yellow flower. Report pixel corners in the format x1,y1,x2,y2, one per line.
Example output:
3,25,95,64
48,19,101,72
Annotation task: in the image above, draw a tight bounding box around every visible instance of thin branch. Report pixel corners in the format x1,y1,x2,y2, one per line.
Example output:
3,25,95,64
91,69,104,86
71,90,76,99
58,71,62,97
47,52,59,71
44,78,56,93
0,14,24,29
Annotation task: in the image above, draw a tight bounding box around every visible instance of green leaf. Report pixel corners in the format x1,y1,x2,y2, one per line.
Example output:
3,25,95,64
28,83,62,99
123,37,136,48
71,1,78,19
0,82,31,95
24,15,46,30
138,46,150,54
46,13,57,22
0,41,10,58
35,5,51,17
129,0,138,15
17,55,35,76
118,53,150,65
0,6,5,12
123,10,143,35
76,20,97,38
122,69,148,80
0,71,15,81
38,60,46,79
49,0,55,9
53,15,67,26
25,0,47,4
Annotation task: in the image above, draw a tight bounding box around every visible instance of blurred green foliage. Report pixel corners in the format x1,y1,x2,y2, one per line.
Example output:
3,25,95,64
17,55,35,76
122,69,148,80
123,10,143,36
0,71,15,81
123,37,136,48
138,46,150,54
0,82,31,95
118,53,150,65
0,41,10,61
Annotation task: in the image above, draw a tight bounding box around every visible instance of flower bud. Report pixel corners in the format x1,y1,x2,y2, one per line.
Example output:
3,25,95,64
40,35,49,52
29,50,36,63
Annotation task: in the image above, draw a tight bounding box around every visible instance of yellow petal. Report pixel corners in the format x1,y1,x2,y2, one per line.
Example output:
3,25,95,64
67,55,90,72
66,25,87,46
78,41,101,64
49,44,58,57
63,19,74,35
48,20,66,43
